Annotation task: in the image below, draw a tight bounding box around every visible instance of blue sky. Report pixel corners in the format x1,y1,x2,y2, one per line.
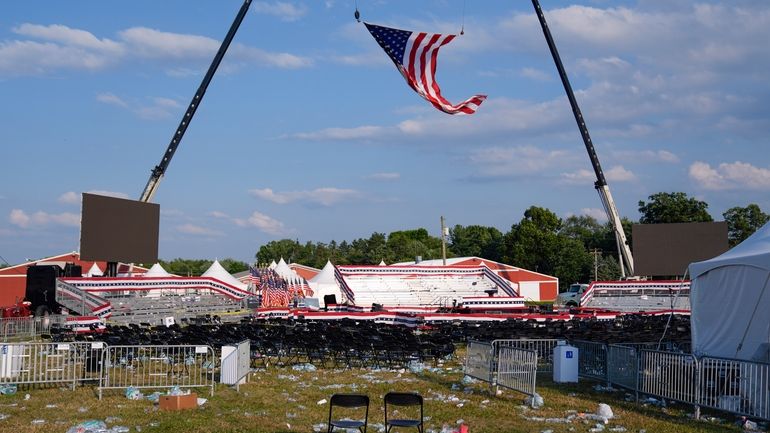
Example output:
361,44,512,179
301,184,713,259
2,0,769,265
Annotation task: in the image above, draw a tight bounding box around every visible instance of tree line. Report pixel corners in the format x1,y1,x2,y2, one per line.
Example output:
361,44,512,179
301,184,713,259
254,192,769,288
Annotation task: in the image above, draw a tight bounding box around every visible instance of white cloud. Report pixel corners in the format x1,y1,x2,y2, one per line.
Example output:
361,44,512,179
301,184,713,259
118,27,219,59
365,172,400,181
1,22,312,77
96,92,128,108
612,149,679,164
14,23,123,53
249,187,361,206
561,169,595,185
605,165,636,182
9,209,29,228
467,145,576,180
690,161,770,191
520,67,550,81
96,92,181,120
292,125,385,141
58,190,129,205
176,223,223,236
9,209,79,228
252,2,308,22
58,191,79,204
231,45,313,69
234,211,289,236
580,208,609,222
209,211,230,219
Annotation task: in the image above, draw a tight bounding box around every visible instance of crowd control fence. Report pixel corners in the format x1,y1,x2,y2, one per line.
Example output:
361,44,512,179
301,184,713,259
98,344,215,399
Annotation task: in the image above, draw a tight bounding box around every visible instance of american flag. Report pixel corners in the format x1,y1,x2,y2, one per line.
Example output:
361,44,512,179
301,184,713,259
364,22,486,115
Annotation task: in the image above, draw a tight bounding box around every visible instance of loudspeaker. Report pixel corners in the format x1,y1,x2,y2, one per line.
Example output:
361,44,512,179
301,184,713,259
371,303,384,312
26,265,62,312
63,263,82,277
323,294,337,306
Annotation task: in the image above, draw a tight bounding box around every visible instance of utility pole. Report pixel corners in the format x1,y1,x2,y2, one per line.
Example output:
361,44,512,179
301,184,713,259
440,216,448,266
591,249,602,281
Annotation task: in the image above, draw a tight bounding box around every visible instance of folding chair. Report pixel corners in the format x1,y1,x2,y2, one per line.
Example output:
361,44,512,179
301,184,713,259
328,393,369,433
384,392,423,433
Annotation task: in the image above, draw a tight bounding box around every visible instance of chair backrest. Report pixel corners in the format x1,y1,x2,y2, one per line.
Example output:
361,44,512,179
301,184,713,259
384,392,422,407
330,393,369,408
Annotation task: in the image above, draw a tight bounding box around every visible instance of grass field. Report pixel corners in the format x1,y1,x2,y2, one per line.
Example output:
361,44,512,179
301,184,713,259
0,351,747,433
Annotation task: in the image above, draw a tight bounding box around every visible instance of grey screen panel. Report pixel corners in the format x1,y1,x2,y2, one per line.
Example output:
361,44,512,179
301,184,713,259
80,193,159,263
633,222,728,277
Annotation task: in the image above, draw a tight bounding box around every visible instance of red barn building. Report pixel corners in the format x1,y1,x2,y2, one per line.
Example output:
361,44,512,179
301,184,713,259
0,251,147,306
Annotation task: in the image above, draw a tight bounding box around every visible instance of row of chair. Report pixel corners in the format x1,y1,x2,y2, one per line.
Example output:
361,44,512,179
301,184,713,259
328,392,424,433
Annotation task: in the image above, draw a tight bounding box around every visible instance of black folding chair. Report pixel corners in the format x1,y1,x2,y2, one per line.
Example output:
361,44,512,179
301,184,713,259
384,392,423,433
328,393,369,433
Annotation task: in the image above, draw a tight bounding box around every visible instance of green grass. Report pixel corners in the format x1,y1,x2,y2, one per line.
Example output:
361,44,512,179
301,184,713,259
0,351,745,433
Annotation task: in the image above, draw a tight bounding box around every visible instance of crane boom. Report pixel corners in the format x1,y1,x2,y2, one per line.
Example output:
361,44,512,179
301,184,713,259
531,0,634,277
139,0,253,203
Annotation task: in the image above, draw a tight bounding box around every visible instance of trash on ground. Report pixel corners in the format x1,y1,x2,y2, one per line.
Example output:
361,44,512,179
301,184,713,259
66,419,107,433
524,393,544,408
596,403,614,419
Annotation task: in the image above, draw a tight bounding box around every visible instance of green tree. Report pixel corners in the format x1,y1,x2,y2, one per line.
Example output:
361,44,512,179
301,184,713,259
255,239,304,265
448,225,503,261
560,215,605,251
386,228,442,263
502,206,593,289
723,204,770,246
502,206,562,274
219,258,249,274
638,192,713,223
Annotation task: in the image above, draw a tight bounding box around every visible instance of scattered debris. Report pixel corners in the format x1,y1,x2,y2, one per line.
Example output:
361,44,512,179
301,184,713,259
66,420,106,433
592,384,616,392
597,403,614,419
292,363,317,372
524,393,544,408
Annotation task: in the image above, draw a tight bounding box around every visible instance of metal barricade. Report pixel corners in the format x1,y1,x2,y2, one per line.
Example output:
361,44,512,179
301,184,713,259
607,344,639,392
0,341,104,389
639,350,699,406
492,339,559,373
0,317,37,341
699,356,770,421
99,345,215,399
495,346,537,399
572,340,607,381
464,340,493,382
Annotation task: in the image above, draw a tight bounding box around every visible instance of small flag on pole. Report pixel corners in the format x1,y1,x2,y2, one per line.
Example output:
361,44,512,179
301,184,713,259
364,22,486,115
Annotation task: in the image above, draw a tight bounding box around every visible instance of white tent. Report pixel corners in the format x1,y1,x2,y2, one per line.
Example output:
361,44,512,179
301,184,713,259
274,257,299,280
690,222,770,361
308,260,341,307
202,260,248,291
86,263,103,277
143,263,172,277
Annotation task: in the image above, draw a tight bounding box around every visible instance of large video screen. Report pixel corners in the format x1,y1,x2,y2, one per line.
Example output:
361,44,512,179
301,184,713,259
633,222,728,277
80,193,159,263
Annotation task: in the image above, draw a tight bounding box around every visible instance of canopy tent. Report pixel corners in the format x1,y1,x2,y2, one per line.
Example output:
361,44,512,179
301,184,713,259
308,260,341,307
690,222,770,362
202,260,248,291
86,263,103,277
274,257,299,280
143,263,172,278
